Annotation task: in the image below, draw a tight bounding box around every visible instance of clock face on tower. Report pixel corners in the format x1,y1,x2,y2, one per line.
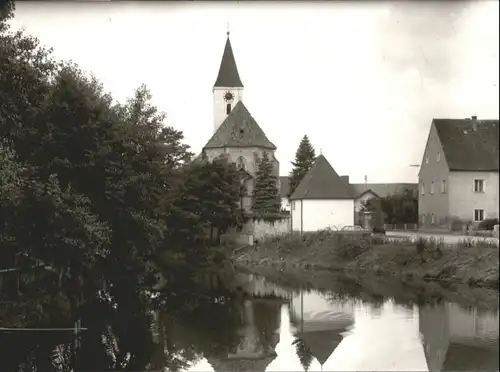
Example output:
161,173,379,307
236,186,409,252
224,91,234,102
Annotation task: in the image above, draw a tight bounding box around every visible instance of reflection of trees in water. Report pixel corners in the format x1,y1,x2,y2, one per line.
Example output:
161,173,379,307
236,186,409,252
165,296,245,358
293,336,314,371
1,264,243,371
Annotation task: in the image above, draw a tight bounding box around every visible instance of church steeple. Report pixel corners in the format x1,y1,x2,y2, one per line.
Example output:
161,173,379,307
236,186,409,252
213,31,245,133
214,32,244,88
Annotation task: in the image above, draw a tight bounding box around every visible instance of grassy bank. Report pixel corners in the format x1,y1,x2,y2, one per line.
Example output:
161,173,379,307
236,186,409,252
233,230,499,289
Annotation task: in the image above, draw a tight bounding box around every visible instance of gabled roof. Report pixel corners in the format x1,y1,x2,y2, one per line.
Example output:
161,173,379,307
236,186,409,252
433,118,499,171
301,330,344,366
279,176,290,198
350,183,418,199
203,101,276,150
207,356,276,372
214,34,244,88
289,155,354,200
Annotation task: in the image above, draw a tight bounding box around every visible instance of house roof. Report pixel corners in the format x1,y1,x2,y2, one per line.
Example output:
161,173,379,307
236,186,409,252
279,176,290,198
207,356,276,372
350,183,418,199
203,101,276,150
214,34,244,88
289,155,354,200
301,330,344,366
433,118,499,171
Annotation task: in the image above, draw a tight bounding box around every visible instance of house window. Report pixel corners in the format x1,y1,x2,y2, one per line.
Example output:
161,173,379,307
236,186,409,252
421,214,426,224
430,181,435,194
421,183,425,195
441,180,447,193
436,152,441,162
226,103,231,115
292,201,296,211
474,179,484,193
431,213,436,224
474,209,484,222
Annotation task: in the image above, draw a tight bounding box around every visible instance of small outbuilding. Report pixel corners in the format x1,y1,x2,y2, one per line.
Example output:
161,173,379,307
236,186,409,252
290,155,354,232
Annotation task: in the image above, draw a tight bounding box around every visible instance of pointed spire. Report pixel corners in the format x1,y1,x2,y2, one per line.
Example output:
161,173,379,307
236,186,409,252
214,31,244,88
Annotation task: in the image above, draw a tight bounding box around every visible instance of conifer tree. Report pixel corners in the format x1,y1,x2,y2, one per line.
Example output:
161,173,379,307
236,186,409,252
293,336,313,372
253,152,280,215
288,135,316,198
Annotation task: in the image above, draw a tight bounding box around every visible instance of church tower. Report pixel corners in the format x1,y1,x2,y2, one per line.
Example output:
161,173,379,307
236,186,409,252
213,31,244,133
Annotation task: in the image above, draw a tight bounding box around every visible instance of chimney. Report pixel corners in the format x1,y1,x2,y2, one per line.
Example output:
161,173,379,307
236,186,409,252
471,115,477,131
341,175,349,185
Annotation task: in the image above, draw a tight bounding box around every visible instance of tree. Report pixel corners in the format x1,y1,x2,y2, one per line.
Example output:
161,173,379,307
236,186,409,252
0,22,194,293
165,157,244,253
288,135,316,198
0,143,25,268
380,194,418,225
0,0,14,31
293,336,313,371
253,152,280,216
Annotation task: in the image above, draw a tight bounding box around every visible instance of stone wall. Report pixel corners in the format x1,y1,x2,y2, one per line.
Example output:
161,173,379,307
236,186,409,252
253,217,291,241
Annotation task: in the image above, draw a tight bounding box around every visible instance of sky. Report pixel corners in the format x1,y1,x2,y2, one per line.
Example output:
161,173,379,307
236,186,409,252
8,0,500,183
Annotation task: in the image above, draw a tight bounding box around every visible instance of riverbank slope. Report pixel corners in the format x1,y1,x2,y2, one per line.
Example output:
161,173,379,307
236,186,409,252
232,230,499,289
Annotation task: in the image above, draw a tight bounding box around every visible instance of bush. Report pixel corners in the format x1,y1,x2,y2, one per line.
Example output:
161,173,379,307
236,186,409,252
478,218,499,231
450,217,466,232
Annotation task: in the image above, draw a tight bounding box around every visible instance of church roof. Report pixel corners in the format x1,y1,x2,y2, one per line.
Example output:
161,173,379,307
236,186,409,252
289,155,354,200
203,101,276,150
214,34,244,88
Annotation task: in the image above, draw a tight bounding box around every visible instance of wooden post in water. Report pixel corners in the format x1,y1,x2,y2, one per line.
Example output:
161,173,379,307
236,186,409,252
73,319,82,349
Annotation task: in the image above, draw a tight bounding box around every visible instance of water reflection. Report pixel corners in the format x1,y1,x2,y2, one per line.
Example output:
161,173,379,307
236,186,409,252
1,273,498,371
180,277,498,372
419,302,499,371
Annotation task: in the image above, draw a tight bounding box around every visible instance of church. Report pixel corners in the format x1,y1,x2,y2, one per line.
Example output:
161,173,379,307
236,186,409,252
199,31,281,244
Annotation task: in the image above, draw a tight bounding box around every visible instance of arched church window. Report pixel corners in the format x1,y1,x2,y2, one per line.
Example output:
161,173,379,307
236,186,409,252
226,103,231,115
236,156,246,170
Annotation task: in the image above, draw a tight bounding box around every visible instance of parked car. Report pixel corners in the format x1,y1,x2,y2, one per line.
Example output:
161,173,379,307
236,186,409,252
340,225,372,238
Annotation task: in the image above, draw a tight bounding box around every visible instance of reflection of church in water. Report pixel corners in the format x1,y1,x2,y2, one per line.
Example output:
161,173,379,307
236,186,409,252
204,274,355,372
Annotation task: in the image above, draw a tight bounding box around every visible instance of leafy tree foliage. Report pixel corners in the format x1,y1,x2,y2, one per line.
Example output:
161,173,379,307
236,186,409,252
165,156,244,256
0,0,14,31
0,14,242,303
0,5,247,370
380,194,418,224
363,193,418,225
288,135,316,198
253,152,280,216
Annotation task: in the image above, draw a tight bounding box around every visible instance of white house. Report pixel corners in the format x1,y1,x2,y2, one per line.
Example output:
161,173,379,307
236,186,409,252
290,155,354,232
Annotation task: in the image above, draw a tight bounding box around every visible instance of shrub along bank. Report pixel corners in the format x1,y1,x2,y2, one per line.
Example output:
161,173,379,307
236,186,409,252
232,230,499,289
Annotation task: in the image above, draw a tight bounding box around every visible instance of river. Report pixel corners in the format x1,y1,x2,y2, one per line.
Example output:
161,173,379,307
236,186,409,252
1,272,499,371
149,273,498,372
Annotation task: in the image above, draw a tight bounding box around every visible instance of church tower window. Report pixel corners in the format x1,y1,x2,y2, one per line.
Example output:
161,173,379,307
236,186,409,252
226,103,231,115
